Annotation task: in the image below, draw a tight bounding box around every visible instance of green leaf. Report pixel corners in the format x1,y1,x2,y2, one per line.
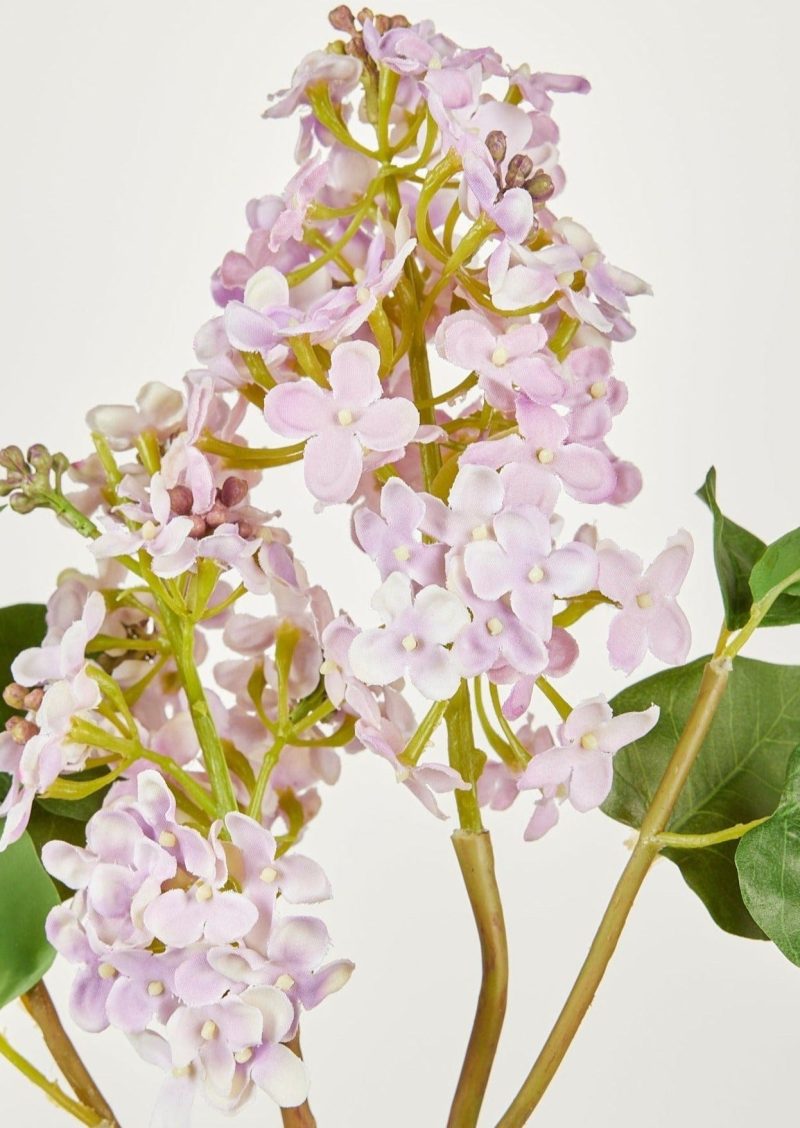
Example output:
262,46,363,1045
735,746,800,964
602,655,800,939
696,468,800,628
0,603,47,726
0,832,59,1009
749,527,800,604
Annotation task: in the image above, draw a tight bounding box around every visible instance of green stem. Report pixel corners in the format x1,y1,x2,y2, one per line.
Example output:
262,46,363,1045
197,434,306,466
248,736,287,819
158,606,238,816
399,699,449,767
488,682,531,769
650,817,767,850
0,1033,104,1126
445,681,484,833
535,676,572,721
496,654,732,1126
404,254,442,490
447,830,509,1128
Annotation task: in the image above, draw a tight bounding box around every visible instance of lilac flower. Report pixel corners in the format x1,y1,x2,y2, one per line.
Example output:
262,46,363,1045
561,346,627,445
299,220,415,345
597,531,693,672
519,697,659,818
356,709,468,818
508,66,590,113
462,400,617,504
319,615,381,722
92,472,197,578
553,218,652,333
263,341,419,503
464,509,597,636
225,812,331,946
435,310,565,412
462,152,535,244
267,155,331,252
0,592,106,849
487,237,580,314
354,477,446,585
420,464,507,550
12,590,105,686
85,382,185,452
348,572,470,700
451,582,549,679
477,761,522,812
262,50,363,119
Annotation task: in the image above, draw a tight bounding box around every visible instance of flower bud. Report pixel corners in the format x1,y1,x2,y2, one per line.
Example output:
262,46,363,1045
204,501,229,529
5,716,39,745
219,476,248,508
373,13,390,33
23,687,44,711
485,130,507,164
2,683,27,710
525,169,555,203
168,485,194,516
356,6,374,21
188,515,208,539
328,4,356,32
237,519,256,539
505,153,534,190
0,446,27,474
9,493,39,514
388,14,411,28
26,444,52,473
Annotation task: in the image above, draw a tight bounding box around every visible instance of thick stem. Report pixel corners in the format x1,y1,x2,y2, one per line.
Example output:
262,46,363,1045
448,830,509,1128
281,1034,317,1128
21,981,119,1126
496,656,731,1126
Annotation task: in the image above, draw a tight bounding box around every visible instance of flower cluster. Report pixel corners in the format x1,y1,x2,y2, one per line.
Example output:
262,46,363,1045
44,772,352,1120
0,8,698,1123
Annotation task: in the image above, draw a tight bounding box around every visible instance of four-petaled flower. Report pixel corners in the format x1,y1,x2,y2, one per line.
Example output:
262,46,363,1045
264,341,419,504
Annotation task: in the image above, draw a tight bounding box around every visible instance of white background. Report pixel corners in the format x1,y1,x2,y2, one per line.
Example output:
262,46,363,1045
1,1,799,1125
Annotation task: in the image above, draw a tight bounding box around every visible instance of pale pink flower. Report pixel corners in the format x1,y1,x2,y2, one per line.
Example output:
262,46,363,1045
435,310,564,411
598,531,693,672
348,572,470,701
263,341,419,504
85,383,185,452
519,698,659,817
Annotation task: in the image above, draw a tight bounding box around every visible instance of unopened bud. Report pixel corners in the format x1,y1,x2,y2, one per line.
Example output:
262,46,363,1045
236,519,256,540
388,14,411,28
204,501,229,530
505,153,534,189
485,130,507,164
525,169,555,204
220,476,248,508
23,687,44,711
6,717,39,745
9,493,39,515
167,485,194,516
328,4,356,32
356,6,374,21
2,683,27,710
0,446,27,474
373,13,390,33
52,452,70,476
26,444,52,473
188,515,208,539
